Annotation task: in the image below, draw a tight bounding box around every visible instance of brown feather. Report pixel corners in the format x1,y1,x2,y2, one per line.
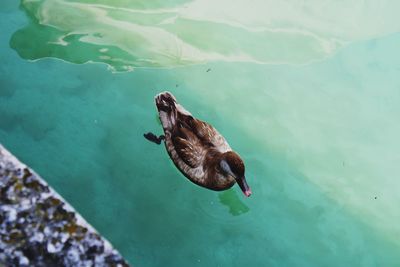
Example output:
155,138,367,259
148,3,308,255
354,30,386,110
172,132,204,168
155,92,242,192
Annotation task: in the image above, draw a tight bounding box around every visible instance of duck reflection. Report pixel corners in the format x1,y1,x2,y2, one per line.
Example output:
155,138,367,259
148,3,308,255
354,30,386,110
218,189,250,216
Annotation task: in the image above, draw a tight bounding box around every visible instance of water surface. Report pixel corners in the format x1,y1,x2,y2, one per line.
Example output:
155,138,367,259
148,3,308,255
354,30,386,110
1,1,400,266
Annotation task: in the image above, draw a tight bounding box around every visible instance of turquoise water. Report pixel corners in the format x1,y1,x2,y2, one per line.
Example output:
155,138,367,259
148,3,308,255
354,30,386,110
1,1,400,266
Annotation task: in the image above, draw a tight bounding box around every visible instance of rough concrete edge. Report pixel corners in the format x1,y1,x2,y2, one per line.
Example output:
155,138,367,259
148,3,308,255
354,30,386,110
0,143,131,266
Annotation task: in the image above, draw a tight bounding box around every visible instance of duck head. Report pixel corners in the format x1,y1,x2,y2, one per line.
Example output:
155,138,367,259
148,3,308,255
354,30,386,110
220,152,252,197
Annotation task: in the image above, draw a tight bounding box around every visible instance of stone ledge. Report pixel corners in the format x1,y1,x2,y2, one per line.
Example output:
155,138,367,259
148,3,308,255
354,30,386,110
0,144,130,267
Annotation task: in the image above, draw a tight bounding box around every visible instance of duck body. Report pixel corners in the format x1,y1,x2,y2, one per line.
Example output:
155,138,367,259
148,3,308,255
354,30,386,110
155,92,251,196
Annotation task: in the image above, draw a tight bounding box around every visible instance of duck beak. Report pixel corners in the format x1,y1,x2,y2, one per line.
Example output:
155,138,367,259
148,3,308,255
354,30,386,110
237,176,252,197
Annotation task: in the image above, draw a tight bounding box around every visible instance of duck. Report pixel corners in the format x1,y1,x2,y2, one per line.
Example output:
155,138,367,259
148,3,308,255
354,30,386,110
147,91,251,197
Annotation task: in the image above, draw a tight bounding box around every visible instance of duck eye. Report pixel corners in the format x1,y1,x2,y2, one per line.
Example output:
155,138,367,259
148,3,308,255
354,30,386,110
220,160,232,174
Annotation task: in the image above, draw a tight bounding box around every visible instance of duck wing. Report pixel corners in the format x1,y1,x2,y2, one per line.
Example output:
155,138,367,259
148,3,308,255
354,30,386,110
189,118,231,153
155,91,230,160
172,126,205,168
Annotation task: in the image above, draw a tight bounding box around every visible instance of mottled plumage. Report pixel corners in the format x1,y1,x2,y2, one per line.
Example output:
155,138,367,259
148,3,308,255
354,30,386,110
155,92,251,196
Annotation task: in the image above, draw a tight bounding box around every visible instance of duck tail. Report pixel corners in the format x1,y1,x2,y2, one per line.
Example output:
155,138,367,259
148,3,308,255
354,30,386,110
155,91,178,131
155,91,193,131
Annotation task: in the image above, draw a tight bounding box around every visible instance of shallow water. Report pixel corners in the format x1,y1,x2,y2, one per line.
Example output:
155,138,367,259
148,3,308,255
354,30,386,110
1,1,400,266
